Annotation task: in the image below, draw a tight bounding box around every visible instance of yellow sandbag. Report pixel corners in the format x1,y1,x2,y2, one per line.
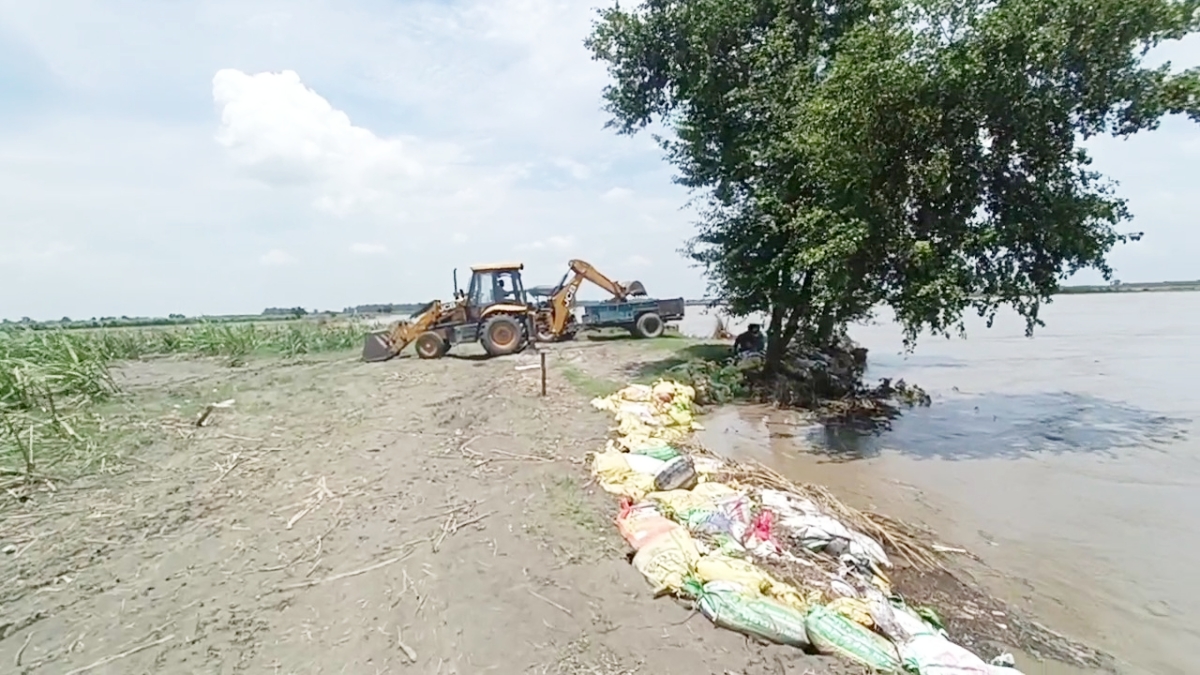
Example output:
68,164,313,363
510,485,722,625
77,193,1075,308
620,384,656,402
692,482,738,500
695,555,773,594
632,528,700,594
667,401,696,422
695,556,813,613
827,596,875,628
652,380,696,405
652,485,715,511
591,449,656,500
616,430,655,451
591,384,655,412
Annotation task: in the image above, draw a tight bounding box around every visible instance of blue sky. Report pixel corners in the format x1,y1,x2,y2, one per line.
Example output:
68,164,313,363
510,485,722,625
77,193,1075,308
0,1,1197,321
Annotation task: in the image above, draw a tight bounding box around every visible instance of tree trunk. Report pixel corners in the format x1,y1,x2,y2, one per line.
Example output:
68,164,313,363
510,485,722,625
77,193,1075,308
815,304,837,348
764,304,785,372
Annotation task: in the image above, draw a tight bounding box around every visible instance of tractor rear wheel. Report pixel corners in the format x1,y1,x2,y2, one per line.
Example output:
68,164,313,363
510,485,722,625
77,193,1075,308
481,315,524,356
633,312,665,339
415,331,447,359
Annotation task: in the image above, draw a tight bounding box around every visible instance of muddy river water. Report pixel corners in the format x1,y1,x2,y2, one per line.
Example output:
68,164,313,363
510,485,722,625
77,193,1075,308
678,293,1199,675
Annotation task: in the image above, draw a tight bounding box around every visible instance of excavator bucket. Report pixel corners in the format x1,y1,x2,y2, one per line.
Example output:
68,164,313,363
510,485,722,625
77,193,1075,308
622,280,648,297
361,331,398,362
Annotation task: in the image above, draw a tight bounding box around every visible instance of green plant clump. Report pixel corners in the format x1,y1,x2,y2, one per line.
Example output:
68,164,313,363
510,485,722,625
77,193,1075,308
0,321,367,480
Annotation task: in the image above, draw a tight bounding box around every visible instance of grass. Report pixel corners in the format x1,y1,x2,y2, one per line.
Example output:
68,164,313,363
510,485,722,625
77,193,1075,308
630,342,732,381
560,365,622,399
0,321,370,481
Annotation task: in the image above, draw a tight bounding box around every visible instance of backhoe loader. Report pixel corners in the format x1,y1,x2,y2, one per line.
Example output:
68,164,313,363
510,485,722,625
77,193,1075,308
361,262,536,362
531,259,649,341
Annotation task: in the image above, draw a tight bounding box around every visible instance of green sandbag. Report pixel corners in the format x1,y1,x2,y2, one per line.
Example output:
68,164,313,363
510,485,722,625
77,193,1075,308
632,444,680,461
687,579,810,648
805,604,901,672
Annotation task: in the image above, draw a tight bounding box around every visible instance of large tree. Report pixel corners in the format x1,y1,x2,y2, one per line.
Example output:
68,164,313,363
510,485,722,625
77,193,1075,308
587,0,1200,370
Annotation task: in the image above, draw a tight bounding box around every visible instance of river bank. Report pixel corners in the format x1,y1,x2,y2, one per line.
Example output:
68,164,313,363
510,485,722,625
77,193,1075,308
678,291,1198,675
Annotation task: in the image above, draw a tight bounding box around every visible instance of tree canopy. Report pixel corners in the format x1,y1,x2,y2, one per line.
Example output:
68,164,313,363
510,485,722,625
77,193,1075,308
587,0,1200,367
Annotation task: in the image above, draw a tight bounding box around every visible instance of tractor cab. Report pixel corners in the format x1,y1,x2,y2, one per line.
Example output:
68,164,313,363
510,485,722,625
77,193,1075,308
463,263,530,320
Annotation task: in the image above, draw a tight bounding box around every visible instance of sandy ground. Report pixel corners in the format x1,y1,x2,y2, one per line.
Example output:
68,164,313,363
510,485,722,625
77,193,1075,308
0,338,860,675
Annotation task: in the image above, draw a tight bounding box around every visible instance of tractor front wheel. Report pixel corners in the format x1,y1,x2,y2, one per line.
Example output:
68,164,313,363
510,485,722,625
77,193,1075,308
415,331,447,359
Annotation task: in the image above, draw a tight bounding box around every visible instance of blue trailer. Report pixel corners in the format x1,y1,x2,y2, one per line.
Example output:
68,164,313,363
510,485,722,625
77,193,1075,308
579,297,686,338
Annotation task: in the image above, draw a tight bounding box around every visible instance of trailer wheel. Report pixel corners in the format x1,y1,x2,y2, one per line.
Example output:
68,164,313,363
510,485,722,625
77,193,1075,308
633,312,665,339
415,331,447,359
481,315,524,356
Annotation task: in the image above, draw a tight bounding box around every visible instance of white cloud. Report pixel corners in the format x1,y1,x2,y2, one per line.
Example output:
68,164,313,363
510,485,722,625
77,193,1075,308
516,235,575,251
0,2,1195,320
213,68,426,217
349,242,389,256
259,249,297,266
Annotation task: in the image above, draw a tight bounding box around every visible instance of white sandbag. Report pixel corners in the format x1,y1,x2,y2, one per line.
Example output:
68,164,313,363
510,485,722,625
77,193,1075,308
760,489,891,568
898,633,994,675
624,453,668,475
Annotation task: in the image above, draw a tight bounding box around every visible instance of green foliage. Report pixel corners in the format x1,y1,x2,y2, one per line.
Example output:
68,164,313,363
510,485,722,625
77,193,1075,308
661,359,751,404
0,321,366,478
587,0,1200,361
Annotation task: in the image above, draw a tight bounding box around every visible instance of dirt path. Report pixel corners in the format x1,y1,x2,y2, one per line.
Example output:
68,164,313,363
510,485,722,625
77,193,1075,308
1,341,855,674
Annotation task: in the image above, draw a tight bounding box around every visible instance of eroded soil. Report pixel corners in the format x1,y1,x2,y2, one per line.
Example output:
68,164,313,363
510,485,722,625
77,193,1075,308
1,340,859,674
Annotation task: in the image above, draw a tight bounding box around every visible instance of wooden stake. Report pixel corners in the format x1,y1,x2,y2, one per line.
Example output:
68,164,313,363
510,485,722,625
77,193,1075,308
540,351,547,396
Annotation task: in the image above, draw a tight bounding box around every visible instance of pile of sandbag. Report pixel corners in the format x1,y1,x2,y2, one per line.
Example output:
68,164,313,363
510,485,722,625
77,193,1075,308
588,381,1025,675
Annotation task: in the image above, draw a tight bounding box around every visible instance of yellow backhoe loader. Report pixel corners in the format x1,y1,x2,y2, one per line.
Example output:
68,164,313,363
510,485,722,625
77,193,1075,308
529,259,647,342
361,262,537,362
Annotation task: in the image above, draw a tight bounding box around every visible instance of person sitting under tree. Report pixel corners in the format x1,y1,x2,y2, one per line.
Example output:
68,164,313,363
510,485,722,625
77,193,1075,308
733,323,765,356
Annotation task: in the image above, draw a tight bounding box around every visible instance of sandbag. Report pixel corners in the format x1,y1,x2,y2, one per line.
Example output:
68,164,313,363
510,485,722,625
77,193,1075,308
591,449,656,501
625,453,668,475
805,604,901,673
654,455,699,491
827,596,875,628
616,500,681,551
648,483,738,518
632,444,681,461
694,555,810,612
632,528,700,594
898,634,993,675
761,488,891,568
691,580,810,648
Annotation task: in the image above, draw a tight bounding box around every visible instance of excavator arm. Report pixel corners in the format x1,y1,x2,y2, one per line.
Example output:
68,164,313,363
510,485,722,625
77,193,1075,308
545,259,646,335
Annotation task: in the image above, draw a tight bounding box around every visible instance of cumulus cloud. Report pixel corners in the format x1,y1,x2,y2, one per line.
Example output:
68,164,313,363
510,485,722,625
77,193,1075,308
602,187,633,201
213,69,425,217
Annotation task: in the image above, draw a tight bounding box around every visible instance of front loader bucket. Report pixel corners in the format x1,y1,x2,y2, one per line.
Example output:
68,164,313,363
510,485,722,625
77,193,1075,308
362,331,397,362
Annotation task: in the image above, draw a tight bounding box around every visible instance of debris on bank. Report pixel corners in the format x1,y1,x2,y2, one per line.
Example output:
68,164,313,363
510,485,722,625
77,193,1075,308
660,336,932,424
589,380,1025,674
